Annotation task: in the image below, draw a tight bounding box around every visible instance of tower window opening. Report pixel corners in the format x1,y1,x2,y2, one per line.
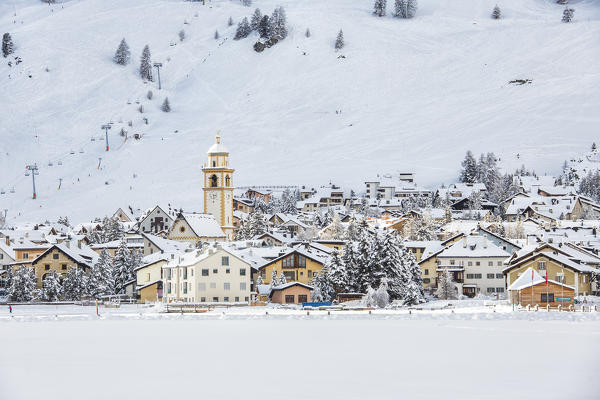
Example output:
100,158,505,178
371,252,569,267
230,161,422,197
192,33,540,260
210,175,218,188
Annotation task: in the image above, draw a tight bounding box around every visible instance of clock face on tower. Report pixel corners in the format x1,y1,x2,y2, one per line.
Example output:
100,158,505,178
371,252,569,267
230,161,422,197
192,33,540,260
209,192,218,202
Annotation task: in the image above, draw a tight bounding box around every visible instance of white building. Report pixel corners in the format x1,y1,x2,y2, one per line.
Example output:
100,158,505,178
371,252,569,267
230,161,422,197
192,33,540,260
436,235,511,297
365,173,432,201
163,244,252,303
138,205,175,234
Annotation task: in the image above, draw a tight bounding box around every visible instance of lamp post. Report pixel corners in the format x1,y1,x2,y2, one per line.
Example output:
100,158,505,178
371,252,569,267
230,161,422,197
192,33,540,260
102,124,111,151
153,62,163,90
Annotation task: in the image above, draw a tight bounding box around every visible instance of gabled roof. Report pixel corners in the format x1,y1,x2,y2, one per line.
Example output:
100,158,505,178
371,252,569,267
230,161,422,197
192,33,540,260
30,243,93,269
507,267,574,291
259,246,328,270
503,250,598,274
439,235,510,258
178,213,226,238
269,282,313,293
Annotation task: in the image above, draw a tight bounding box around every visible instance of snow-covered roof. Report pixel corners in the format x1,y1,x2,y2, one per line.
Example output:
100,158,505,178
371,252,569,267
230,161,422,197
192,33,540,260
438,235,510,258
507,267,574,291
180,213,226,238
270,282,313,291
142,233,190,253
0,241,15,260
207,136,228,154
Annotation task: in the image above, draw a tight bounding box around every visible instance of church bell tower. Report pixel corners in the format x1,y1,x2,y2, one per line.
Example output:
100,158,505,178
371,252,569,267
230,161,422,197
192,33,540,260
202,135,235,240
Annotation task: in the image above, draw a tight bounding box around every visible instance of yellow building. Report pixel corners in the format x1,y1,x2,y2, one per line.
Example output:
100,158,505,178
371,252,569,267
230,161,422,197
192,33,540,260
135,256,168,303
168,212,226,245
503,245,596,296
258,248,327,285
202,135,235,240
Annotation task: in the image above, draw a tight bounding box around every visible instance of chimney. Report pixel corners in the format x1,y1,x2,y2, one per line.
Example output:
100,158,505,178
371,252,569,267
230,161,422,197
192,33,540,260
5,236,9,246
65,241,70,249
483,236,488,248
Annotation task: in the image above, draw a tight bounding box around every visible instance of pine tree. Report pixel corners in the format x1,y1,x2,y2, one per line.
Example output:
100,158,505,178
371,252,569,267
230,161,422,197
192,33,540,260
214,30,220,40
89,249,115,298
40,270,62,302
460,151,478,183
355,220,374,292
305,28,311,38
327,248,347,295
113,239,133,294
270,269,278,286
377,232,404,299
269,7,288,40
435,268,457,300
251,8,262,31
335,29,344,50
373,280,390,308
2,33,14,58
9,266,38,302
113,38,131,65
406,0,418,18
241,0,252,6
562,7,574,23
373,0,387,17
394,0,407,18
278,271,287,285
234,17,251,40
491,5,501,19
179,29,186,42
258,15,271,38
62,267,89,301
228,16,234,26
161,97,171,112
140,45,153,81
402,249,424,305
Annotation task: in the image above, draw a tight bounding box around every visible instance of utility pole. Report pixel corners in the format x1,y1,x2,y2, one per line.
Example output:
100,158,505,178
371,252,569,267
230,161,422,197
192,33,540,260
102,124,112,151
25,164,39,199
153,62,163,90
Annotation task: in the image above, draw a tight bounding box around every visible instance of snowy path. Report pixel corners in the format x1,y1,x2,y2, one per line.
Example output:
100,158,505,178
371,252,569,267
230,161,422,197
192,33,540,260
0,315,598,400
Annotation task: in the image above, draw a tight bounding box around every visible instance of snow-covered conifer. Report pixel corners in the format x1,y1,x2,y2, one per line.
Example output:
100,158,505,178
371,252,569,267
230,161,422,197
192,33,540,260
373,0,387,17
161,97,171,112
562,7,574,23
326,248,347,294
270,269,278,286
394,0,407,18
89,249,114,298
234,17,252,40
140,45,153,81
9,266,38,302
214,30,220,40
406,0,418,18
113,38,130,65
402,249,424,305
241,0,252,6
62,267,88,301
258,15,271,38
251,8,262,31
460,150,478,183
373,280,390,308
335,29,344,50
228,16,234,26
40,270,62,302
305,28,311,38
435,268,457,300
146,90,153,100
2,33,14,58
278,271,287,285
113,239,133,294
179,29,186,42
491,5,501,19
269,7,288,40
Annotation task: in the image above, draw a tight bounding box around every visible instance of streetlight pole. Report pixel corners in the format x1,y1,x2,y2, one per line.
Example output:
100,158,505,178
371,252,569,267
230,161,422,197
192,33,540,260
25,164,39,199
102,124,112,151
153,62,163,90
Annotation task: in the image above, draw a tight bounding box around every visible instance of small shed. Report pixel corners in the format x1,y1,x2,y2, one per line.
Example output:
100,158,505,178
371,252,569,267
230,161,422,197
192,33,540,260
269,282,312,304
508,267,574,307
137,280,163,303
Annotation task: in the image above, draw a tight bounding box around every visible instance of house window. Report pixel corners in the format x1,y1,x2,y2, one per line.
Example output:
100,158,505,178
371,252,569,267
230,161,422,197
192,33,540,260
198,283,206,291
202,269,209,276
487,273,495,279
496,273,503,279
53,253,59,260
183,268,187,279
240,282,247,290
423,278,431,284
179,226,185,233
23,253,29,259
224,283,231,291
556,274,564,283
45,264,50,271
497,261,503,266
424,269,429,276
222,256,229,266
475,262,480,266
538,261,546,270
541,293,554,302
466,273,474,279
210,175,218,187
213,268,218,274
226,268,230,274
201,297,206,302
167,270,172,279
225,175,231,187
475,273,482,279
167,283,172,294
61,264,67,270
235,296,239,302
213,297,219,302
298,295,308,303
468,261,472,266
240,268,246,276
488,261,493,267
487,287,496,293
224,297,229,302
146,273,150,282
245,297,249,302
496,287,505,293
308,270,313,278
450,260,455,265
285,295,295,304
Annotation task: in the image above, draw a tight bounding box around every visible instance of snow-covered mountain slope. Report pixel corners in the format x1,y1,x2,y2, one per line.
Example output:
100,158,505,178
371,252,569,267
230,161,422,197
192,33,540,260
1,0,599,223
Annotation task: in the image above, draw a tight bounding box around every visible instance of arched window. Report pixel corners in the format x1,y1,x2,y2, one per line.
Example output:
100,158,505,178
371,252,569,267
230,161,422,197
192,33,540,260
212,160,216,167
225,175,231,187
210,175,218,188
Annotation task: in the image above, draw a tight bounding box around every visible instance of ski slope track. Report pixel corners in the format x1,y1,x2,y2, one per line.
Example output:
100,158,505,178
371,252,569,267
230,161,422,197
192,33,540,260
1,0,599,223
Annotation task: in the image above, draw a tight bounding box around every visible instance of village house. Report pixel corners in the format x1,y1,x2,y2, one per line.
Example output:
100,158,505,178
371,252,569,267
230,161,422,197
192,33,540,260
507,267,575,307
258,246,327,285
233,198,254,214
91,235,144,257
269,282,312,305
137,205,175,234
436,235,511,297
135,252,172,303
168,212,226,245
163,244,253,303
